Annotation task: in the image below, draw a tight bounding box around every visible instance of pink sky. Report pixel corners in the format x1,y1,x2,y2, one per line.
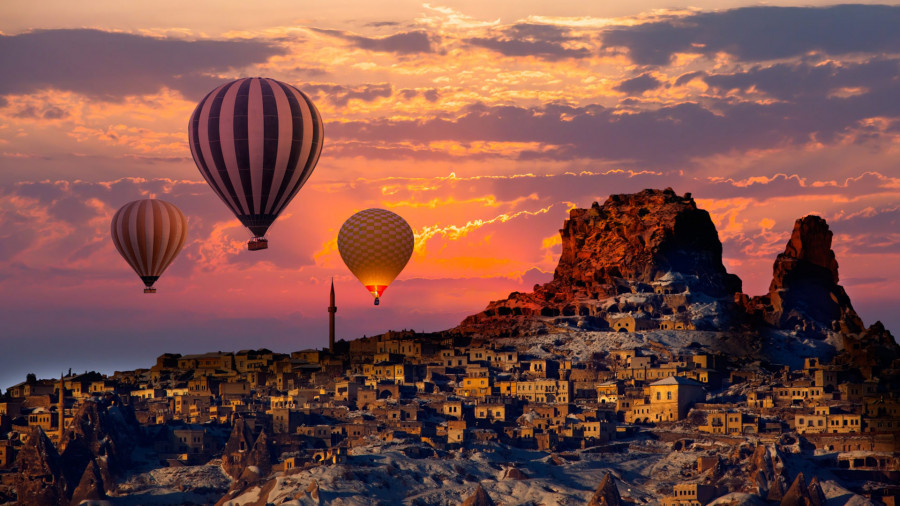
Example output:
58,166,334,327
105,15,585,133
1,2,899,388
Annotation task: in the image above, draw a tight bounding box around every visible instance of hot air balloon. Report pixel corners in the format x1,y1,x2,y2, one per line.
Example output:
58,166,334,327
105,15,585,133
110,199,188,293
338,208,415,305
188,77,324,251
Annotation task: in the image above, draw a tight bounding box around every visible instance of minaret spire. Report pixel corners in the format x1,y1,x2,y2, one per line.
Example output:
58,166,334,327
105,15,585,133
328,278,337,353
58,373,65,444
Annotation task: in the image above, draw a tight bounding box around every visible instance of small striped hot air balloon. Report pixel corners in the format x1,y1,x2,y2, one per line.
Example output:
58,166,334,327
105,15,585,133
188,77,324,251
338,208,415,305
110,199,188,293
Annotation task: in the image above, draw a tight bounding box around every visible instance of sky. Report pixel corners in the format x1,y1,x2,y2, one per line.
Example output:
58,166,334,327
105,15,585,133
1,1,899,389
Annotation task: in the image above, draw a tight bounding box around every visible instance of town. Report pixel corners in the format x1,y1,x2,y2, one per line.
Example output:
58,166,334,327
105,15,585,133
2,323,898,504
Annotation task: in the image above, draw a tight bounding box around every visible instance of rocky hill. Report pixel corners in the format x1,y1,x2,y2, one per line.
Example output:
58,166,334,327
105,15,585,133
737,215,863,335
456,188,886,352
457,188,743,337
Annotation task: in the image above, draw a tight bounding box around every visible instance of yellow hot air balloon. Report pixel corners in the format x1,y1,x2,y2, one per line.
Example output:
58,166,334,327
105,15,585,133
337,208,414,305
110,199,188,293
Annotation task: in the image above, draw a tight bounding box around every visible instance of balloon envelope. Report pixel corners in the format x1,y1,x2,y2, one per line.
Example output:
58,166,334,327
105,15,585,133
188,77,323,247
110,199,188,292
338,208,415,304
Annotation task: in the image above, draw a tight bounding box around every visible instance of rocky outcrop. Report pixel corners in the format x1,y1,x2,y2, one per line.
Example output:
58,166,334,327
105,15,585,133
807,477,826,506
14,427,67,506
222,417,255,479
740,216,863,334
69,458,106,505
59,394,138,492
502,465,528,480
245,430,273,478
458,189,742,336
780,472,812,506
588,472,621,506
460,484,496,506
305,479,320,502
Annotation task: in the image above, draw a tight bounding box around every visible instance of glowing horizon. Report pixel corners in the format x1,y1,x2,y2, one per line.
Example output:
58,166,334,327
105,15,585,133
1,1,899,389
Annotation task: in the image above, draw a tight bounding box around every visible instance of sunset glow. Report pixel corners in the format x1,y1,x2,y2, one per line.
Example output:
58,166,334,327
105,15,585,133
1,1,899,388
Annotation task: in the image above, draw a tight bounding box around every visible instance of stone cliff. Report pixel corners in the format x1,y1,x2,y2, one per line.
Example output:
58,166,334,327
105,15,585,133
457,189,886,346
738,215,863,335
458,188,742,336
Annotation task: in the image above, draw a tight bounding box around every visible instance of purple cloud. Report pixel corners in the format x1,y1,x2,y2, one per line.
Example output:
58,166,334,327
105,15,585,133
467,23,590,61
0,29,284,100
614,73,662,95
311,28,434,54
604,5,900,65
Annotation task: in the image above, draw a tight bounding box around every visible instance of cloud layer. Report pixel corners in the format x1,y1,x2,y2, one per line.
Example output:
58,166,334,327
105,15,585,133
1,3,899,388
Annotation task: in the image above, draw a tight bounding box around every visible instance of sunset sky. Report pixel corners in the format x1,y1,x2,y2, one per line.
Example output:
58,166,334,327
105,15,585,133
1,1,899,388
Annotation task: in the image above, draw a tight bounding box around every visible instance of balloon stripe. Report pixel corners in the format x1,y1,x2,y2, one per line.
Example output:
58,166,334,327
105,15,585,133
271,85,316,215
112,204,141,275
150,200,165,275
233,78,254,217
292,89,323,193
221,80,250,216
227,80,252,215
264,79,292,215
203,83,244,216
193,85,240,216
143,200,156,275
258,78,279,214
157,200,187,275
131,200,147,275
248,78,265,216
268,80,303,214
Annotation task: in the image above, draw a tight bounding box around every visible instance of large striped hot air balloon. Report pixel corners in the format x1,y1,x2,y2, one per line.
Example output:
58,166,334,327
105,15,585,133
110,199,188,293
338,209,415,305
188,77,324,251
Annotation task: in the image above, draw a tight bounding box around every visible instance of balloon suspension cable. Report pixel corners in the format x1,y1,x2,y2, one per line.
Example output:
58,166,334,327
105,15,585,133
248,237,269,251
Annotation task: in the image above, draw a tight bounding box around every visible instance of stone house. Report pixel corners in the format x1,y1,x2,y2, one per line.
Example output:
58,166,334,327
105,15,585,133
661,483,718,505
627,377,705,423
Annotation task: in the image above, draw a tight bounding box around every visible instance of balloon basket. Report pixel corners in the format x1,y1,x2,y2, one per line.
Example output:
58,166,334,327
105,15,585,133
144,288,157,294
248,238,268,251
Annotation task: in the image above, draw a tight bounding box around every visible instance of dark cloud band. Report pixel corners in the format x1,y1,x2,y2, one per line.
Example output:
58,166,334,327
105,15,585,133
0,29,285,100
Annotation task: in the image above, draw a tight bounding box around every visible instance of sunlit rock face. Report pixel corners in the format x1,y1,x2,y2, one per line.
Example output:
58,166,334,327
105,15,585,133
457,188,742,337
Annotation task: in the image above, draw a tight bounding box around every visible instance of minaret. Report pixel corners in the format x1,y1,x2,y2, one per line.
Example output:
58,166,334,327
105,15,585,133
328,278,336,353
58,373,65,444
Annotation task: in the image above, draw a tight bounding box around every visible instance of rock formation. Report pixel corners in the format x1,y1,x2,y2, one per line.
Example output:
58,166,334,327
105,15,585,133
14,427,67,506
807,477,827,506
458,189,742,336
502,465,528,480
455,190,876,350
69,458,106,505
245,430,273,478
460,484,496,506
740,216,863,334
780,472,813,506
305,479,320,502
59,394,138,492
222,417,255,479
588,472,621,506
